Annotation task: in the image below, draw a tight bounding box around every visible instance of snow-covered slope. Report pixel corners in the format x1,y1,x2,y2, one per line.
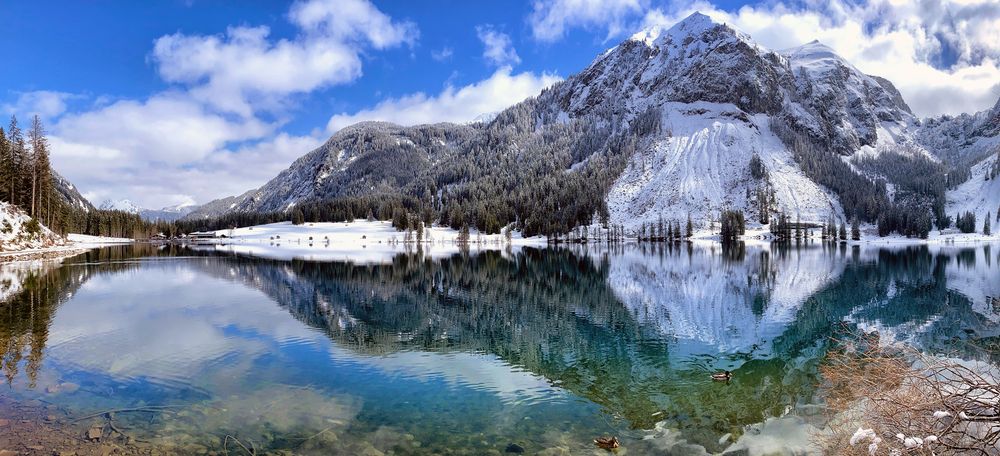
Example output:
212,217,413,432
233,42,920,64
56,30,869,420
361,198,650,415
606,102,843,225
918,96,1000,221
947,157,1000,231
0,201,66,252
917,97,1000,168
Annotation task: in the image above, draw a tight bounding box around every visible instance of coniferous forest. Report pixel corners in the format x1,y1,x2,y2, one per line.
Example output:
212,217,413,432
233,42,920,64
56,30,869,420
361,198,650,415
0,115,160,239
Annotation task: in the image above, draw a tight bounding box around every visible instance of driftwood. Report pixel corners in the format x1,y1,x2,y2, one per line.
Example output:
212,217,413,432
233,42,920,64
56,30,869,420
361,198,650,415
223,434,258,456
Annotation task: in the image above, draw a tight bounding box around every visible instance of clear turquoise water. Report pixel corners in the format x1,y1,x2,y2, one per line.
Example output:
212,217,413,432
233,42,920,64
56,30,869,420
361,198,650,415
0,243,997,454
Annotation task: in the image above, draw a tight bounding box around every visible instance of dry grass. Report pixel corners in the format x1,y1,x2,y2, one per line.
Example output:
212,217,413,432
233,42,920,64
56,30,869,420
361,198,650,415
818,327,1000,455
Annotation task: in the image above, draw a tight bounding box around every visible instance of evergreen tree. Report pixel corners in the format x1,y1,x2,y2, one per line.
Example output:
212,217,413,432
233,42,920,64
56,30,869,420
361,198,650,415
838,222,847,241
851,218,860,241
985,213,992,236
956,211,977,233
685,214,693,238
0,127,9,204
7,116,26,208
28,116,52,224
719,210,746,241
457,224,470,244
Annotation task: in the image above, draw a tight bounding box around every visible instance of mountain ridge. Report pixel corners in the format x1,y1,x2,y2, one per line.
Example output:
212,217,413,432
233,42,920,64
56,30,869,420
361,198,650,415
182,12,995,236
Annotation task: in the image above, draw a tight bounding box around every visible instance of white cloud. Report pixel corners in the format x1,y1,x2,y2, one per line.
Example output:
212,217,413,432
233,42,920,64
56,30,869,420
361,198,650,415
287,0,418,48
2,90,78,122
151,0,417,117
638,0,1000,117
326,68,561,132
431,47,454,62
52,129,323,210
40,0,412,209
52,92,271,166
529,0,647,42
476,25,521,67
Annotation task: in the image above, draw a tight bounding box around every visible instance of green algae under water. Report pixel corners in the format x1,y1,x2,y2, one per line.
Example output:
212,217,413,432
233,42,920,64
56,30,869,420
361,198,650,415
1,242,998,455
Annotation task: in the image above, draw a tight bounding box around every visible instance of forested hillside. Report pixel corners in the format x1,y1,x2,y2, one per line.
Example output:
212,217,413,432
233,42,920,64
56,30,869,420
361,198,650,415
0,115,160,239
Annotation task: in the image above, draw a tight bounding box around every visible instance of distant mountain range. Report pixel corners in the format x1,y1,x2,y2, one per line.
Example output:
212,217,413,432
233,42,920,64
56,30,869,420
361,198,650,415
98,199,201,223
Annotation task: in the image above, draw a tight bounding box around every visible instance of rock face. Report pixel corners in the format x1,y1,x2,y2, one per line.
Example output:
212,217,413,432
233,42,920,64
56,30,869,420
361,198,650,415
190,12,984,229
916,96,1000,168
52,171,94,213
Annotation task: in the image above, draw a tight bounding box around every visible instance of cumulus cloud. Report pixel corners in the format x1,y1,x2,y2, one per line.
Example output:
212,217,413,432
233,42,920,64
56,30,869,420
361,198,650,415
41,0,412,208
151,0,417,117
53,93,272,165
529,0,647,42
476,25,520,67
326,68,561,132
2,90,78,122
54,130,324,209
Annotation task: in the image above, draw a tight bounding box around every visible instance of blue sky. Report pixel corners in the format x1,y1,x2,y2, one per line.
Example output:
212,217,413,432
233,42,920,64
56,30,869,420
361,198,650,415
2,0,999,209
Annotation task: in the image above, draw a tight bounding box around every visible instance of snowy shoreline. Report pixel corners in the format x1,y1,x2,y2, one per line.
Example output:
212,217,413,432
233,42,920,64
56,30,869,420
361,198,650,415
0,233,134,263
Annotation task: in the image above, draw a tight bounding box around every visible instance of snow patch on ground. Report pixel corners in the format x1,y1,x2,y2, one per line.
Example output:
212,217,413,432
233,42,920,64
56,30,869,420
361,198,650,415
0,202,66,252
201,220,548,264
66,233,134,245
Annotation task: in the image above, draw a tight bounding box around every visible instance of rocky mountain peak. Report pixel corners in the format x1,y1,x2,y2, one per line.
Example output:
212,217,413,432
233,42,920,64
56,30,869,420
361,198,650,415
99,199,142,214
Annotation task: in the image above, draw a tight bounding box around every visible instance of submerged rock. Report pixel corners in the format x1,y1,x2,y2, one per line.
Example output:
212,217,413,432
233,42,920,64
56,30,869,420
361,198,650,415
87,425,103,442
505,442,525,453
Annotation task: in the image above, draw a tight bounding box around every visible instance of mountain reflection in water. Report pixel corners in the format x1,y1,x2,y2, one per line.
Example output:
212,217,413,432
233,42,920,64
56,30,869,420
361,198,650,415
0,242,997,454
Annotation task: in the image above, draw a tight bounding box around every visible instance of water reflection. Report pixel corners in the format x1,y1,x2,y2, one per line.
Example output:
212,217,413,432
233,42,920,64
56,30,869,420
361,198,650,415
0,243,997,454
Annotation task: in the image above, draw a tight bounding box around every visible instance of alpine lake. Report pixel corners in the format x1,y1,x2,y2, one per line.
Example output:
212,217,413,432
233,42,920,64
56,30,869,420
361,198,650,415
1,241,998,455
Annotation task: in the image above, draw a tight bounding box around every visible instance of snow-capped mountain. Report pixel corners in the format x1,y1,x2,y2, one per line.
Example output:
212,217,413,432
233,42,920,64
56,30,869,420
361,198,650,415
99,199,143,214
187,122,475,217
140,202,201,222
97,199,201,222
181,190,254,221
917,97,1000,169
190,12,991,233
